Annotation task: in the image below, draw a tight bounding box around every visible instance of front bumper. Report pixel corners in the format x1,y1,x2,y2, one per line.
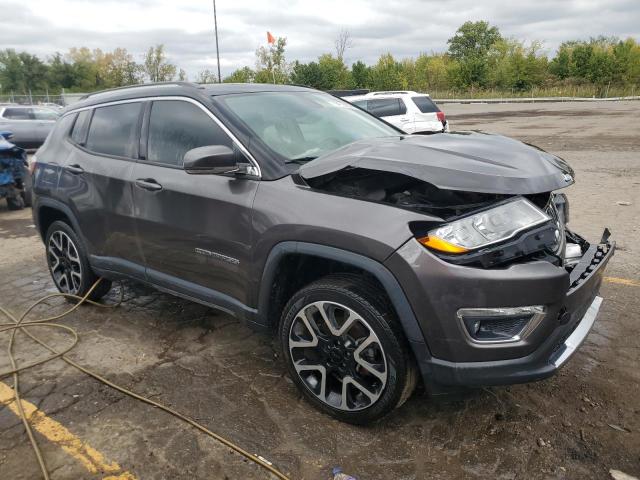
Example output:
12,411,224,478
386,235,614,390
424,295,603,388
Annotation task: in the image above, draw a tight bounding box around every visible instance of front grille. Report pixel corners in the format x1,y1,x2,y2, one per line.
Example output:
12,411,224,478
475,316,530,340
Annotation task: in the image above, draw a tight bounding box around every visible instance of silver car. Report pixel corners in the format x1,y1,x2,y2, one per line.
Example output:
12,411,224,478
0,105,59,149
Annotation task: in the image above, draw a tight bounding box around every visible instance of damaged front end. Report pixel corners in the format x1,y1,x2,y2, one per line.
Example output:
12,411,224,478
299,132,610,272
298,131,614,389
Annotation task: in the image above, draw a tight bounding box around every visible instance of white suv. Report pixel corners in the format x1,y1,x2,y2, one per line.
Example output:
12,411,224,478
346,91,448,134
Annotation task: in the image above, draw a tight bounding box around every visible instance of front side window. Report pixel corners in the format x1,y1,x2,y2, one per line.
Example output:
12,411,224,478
2,108,32,120
217,92,398,162
86,102,142,158
147,100,233,167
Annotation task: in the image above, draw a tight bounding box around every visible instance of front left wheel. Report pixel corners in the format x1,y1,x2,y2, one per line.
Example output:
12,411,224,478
45,220,111,301
279,274,417,424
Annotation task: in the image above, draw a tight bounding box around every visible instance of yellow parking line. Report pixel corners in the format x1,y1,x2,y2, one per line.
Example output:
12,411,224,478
605,276,640,287
0,381,136,479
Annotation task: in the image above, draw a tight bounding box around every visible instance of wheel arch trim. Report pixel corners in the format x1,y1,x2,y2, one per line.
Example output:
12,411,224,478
258,241,428,347
34,197,84,242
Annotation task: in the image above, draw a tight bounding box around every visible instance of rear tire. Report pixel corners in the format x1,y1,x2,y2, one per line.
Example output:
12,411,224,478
45,220,111,302
21,175,32,207
6,194,24,210
279,274,417,424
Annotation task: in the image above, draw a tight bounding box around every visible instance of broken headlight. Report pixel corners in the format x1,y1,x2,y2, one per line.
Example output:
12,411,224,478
418,197,551,254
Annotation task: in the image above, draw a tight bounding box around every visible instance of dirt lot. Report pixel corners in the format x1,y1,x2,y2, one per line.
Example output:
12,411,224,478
0,101,639,480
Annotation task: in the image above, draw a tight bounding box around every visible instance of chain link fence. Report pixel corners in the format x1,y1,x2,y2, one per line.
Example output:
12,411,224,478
0,93,86,107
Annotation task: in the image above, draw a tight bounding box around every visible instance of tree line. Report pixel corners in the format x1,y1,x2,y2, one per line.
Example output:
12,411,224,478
2,21,639,98
0,45,185,96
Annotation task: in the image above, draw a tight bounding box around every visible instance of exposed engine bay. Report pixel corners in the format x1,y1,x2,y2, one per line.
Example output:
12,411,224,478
303,167,594,270
304,167,553,219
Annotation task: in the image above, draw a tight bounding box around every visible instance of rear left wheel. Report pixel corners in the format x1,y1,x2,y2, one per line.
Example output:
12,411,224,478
45,220,111,301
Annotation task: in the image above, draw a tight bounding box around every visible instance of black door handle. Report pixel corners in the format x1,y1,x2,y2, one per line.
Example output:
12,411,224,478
66,164,84,175
135,178,163,191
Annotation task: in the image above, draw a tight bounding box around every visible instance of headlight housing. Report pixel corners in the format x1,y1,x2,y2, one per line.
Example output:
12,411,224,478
418,198,551,254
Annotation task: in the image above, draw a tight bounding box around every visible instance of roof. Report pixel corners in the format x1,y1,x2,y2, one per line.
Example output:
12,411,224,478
367,91,420,96
343,91,433,103
202,83,314,96
64,82,316,113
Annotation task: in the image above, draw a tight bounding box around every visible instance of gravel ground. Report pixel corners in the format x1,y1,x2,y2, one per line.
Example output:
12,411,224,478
0,101,638,480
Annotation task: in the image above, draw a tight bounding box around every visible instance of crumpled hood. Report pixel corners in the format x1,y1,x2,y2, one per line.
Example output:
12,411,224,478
299,132,575,195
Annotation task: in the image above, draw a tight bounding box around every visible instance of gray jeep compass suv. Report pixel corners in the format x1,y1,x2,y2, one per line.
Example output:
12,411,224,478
32,82,614,424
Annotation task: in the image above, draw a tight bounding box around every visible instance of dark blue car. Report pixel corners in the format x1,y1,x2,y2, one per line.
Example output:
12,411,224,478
0,131,31,210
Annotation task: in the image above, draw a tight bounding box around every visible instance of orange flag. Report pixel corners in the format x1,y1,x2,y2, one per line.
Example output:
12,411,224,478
267,31,275,44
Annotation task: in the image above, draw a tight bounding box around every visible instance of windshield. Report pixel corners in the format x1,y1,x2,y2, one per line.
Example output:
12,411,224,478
217,91,399,162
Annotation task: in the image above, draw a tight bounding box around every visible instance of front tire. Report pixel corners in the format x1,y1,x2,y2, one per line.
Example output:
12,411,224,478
279,274,417,424
45,220,111,301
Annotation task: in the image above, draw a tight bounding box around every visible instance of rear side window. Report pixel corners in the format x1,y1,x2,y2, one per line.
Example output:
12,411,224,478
366,98,405,117
86,103,142,158
70,110,92,145
2,107,32,120
411,96,440,113
147,100,232,167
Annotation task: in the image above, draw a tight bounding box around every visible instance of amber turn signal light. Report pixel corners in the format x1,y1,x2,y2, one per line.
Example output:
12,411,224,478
417,236,469,254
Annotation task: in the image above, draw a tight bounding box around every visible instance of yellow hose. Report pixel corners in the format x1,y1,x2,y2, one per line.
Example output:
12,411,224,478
0,279,291,480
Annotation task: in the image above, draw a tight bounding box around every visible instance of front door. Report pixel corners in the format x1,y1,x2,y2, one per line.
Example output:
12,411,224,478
131,98,259,306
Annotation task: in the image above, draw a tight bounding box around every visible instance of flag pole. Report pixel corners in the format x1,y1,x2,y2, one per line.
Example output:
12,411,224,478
213,0,221,83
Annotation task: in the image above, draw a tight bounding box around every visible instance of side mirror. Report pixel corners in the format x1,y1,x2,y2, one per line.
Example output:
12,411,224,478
0,131,14,141
183,145,245,175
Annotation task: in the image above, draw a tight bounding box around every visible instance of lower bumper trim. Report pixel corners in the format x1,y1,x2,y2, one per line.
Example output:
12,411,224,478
421,294,604,389
551,295,601,367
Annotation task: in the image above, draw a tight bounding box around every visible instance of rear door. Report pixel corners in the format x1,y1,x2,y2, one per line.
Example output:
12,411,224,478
58,102,145,277
131,98,259,305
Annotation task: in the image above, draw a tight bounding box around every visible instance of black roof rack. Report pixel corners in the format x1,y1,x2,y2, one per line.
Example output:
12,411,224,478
327,89,370,98
79,81,204,100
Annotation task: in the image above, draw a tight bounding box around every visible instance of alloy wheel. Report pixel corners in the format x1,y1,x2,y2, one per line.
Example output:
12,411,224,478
47,230,83,294
288,301,388,411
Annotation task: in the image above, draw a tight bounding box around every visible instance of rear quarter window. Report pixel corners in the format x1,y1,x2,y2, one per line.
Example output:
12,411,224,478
85,103,142,158
411,96,440,113
41,113,76,149
70,110,92,145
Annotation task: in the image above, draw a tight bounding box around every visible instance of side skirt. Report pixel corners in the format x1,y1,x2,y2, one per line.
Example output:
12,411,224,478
89,255,260,327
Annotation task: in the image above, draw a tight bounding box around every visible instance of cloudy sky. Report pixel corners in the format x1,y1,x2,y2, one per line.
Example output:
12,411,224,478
2,0,639,78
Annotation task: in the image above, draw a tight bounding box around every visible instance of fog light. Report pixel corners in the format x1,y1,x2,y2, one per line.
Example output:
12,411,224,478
457,306,545,343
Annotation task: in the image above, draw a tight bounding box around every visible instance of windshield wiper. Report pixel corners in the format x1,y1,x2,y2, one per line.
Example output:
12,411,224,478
285,156,317,164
